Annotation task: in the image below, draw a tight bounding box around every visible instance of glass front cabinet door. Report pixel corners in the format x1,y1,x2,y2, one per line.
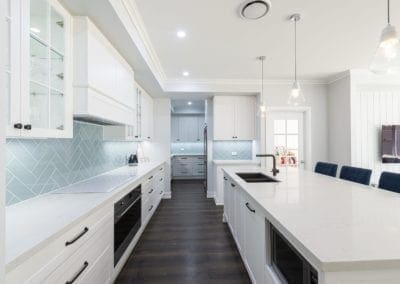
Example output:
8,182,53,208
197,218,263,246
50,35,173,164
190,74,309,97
6,0,72,138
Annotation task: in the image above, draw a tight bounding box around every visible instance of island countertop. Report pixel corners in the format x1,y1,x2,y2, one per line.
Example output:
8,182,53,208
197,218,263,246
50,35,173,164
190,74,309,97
222,166,400,272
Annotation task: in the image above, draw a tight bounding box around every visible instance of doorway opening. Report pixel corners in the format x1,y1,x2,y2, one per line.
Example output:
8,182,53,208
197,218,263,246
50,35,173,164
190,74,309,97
266,108,311,170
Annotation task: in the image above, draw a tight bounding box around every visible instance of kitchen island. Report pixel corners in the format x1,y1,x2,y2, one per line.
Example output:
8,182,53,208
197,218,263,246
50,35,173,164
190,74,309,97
222,166,400,284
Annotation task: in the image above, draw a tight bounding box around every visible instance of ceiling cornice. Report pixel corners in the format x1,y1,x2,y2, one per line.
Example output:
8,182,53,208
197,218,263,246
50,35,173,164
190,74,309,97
111,1,331,94
109,0,167,87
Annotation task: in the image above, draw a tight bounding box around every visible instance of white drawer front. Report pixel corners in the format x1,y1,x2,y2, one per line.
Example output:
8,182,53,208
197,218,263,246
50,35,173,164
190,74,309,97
6,206,113,284
43,217,113,284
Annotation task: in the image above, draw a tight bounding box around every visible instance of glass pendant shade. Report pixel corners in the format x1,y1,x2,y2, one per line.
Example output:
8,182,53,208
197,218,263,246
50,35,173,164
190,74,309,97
370,24,400,74
287,81,305,106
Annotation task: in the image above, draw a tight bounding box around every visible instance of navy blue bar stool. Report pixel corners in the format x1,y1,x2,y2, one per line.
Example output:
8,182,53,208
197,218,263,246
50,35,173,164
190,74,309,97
378,172,400,193
339,166,372,185
314,162,338,177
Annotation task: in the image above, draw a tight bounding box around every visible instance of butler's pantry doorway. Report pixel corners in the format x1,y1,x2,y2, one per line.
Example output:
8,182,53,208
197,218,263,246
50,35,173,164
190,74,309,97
266,108,311,170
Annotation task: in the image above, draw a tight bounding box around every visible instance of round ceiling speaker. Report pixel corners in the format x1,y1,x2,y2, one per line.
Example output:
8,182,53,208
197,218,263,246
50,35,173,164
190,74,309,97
240,0,271,20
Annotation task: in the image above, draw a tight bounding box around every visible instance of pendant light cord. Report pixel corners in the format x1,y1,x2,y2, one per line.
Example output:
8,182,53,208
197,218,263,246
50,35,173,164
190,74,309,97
294,18,297,82
388,0,391,24
261,57,264,102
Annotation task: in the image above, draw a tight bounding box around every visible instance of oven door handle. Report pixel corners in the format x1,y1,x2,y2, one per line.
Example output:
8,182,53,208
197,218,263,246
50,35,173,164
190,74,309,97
115,196,141,221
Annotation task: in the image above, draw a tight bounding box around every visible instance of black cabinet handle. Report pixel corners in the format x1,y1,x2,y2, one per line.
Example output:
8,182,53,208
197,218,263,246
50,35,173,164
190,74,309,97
224,177,228,181
245,202,255,213
160,178,163,182
23,124,32,130
160,190,163,195
134,135,139,138
231,183,236,187
65,261,89,284
65,227,89,246
14,123,23,129
148,205,154,212
148,175,153,180
147,136,151,139
159,167,163,171
148,188,154,194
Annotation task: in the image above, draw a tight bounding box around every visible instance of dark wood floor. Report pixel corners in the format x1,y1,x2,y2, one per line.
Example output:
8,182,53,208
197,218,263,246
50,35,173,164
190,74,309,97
115,180,251,284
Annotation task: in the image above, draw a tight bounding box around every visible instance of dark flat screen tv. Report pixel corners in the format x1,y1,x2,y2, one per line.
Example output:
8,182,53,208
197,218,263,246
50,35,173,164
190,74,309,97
382,125,400,163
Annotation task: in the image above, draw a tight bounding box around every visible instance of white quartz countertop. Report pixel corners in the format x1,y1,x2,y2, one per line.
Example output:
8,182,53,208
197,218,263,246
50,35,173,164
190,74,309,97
5,160,165,272
213,159,260,165
223,166,400,272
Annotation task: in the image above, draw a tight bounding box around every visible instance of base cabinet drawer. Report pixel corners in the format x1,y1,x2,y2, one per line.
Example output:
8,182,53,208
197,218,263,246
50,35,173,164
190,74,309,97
44,218,112,284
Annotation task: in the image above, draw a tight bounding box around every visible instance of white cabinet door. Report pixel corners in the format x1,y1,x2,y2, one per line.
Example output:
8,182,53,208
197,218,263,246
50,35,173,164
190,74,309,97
244,199,266,283
213,96,235,140
171,115,180,142
233,184,245,254
140,90,154,141
235,96,256,140
180,116,198,142
8,0,73,138
197,116,204,142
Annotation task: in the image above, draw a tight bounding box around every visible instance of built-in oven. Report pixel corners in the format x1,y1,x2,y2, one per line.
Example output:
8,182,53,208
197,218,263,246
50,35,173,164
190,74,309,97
271,224,318,284
114,185,141,266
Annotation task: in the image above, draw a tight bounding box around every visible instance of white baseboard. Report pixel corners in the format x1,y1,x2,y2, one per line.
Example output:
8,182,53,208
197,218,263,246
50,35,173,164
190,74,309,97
206,191,215,199
162,192,171,199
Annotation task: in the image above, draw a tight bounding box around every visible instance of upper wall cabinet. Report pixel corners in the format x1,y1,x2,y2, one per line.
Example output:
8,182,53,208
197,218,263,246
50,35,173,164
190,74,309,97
135,84,153,141
6,0,73,138
73,17,136,126
172,115,205,143
213,96,256,140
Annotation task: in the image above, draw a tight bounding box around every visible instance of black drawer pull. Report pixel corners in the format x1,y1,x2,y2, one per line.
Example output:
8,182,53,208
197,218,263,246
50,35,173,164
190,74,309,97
148,188,154,194
65,227,89,246
245,202,255,213
224,177,228,181
148,205,154,212
14,123,23,129
160,178,163,182
231,183,236,187
160,190,163,195
148,175,153,180
65,261,89,284
159,168,163,171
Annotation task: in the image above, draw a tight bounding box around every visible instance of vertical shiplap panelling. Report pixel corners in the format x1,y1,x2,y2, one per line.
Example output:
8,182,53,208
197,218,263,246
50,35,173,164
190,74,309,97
353,86,400,184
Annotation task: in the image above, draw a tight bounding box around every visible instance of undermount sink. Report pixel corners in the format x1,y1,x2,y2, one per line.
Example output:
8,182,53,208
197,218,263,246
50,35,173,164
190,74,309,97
236,172,280,183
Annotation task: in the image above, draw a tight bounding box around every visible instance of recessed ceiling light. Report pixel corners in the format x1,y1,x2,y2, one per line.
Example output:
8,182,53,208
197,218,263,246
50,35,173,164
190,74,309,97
182,71,190,77
188,101,192,106
30,27,41,33
177,30,186,38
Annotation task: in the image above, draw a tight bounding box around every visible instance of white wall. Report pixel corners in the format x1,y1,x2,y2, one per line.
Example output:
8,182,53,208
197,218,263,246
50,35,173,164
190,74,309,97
264,83,329,168
0,0,5,280
350,70,400,184
328,73,351,166
141,98,172,197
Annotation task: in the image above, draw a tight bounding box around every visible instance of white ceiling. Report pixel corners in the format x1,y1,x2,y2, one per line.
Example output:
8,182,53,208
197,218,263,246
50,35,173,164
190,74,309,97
171,100,205,114
135,0,399,81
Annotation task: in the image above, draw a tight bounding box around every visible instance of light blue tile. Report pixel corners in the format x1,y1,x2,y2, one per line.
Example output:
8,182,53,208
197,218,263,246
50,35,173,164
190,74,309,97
6,121,138,206
213,141,253,160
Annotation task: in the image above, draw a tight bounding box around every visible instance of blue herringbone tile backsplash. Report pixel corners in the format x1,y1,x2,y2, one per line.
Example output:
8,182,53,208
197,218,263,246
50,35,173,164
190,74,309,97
213,141,253,160
171,142,204,155
6,121,138,206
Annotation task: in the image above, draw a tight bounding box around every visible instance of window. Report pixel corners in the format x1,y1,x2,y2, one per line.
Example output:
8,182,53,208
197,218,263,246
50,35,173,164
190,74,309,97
273,119,300,167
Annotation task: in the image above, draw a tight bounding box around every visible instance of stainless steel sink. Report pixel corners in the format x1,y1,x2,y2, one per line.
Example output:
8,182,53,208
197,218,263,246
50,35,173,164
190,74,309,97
236,172,280,183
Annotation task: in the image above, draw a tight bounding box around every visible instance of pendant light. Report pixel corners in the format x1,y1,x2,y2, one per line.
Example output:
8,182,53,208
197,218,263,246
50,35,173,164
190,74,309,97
258,56,267,117
287,13,305,106
370,0,400,74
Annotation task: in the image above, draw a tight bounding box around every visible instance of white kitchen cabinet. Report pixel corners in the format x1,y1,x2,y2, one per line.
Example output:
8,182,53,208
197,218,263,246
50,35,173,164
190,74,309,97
233,184,246,254
103,124,136,141
213,96,256,140
224,176,266,284
171,114,205,142
244,198,266,283
172,155,205,179
7,0,73,138
135,84,154,141
73,17,136,126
